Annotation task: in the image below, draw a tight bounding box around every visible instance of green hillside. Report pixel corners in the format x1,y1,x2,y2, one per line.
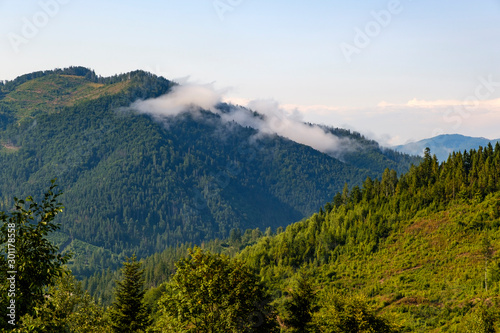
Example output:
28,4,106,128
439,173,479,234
235,146,500,331
1,68,499,331
0,67,419,279
80,144,500,331
0,66,171,123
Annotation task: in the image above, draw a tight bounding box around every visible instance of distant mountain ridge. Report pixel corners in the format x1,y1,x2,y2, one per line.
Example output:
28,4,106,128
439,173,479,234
393,134,500,161
86,128,500,331
0,67,419,277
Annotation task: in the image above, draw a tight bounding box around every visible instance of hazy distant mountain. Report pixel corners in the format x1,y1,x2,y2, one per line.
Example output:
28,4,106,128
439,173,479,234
393,134,500,161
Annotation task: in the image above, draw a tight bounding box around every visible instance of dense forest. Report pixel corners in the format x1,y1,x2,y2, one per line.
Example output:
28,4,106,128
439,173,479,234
6,143,495,332
4,67,498,332
0,67,419,280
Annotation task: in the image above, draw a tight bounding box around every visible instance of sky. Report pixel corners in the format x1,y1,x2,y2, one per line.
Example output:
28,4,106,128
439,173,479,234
0,0,499,145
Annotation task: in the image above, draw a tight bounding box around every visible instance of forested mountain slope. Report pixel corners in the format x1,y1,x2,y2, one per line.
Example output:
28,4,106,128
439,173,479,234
0,67,418,277
236,146,500,331
85,144,500,331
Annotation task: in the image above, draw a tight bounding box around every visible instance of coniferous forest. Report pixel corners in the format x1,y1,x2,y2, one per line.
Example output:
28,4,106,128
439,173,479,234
1,68,500,332
0,68,418,278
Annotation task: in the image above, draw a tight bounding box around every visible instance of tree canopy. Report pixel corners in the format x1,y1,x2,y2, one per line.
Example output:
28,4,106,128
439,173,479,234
155,247,278,332
0,180,71,329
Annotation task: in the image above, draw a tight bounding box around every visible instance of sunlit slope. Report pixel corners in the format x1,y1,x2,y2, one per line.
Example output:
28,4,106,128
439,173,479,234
238,146,500,331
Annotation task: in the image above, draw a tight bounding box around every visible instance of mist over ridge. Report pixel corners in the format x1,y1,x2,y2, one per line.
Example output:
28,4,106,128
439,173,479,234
130,83,357,158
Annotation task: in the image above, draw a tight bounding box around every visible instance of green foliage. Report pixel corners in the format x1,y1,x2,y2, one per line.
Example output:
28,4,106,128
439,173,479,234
240,145,500,273
236,145,500,331
0,180,71,329
73,143,500,332
155,247,278,332
313,292,398,333
282,273,317,332
77,143,500,332
8,68,500,331
0,67,418,283
461,302,498,333
81,228,267,306
109,255,151,333
14,272,111,333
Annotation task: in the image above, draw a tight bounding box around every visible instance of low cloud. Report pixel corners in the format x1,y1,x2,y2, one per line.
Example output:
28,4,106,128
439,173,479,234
131,84,354,156
131,84,224,117
268,98,500,146
378,97,500,109
229,99,353,155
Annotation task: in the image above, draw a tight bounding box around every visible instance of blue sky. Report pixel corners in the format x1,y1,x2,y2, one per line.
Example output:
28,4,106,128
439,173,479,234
1,0,499,145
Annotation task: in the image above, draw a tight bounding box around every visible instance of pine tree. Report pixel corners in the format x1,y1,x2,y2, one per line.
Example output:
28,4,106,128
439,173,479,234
109,255,151,333
283,273,317,332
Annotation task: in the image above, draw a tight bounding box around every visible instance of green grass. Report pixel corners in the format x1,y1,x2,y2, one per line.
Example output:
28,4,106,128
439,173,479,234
1,74,132,119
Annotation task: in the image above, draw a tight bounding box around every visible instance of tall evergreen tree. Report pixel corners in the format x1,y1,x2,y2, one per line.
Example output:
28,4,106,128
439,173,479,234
283,273,317,332
109,255,151,333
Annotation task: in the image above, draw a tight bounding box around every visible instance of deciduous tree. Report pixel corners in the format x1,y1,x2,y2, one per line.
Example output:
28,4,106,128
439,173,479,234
156,247,278,332
0,180,71,329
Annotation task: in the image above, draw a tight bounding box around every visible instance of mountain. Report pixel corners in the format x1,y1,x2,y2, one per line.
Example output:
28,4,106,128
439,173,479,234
85,142,500,331
3,67,499,331
234,144,500,331
0,67,419,277
393,134,500,162
236,149,500,331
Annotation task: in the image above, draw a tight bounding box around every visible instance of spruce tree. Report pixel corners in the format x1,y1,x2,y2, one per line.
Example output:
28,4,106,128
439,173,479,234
109,255,151,332
283,273,317,332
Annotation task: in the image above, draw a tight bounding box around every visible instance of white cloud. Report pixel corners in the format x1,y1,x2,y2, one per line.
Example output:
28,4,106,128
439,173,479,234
132,85,355,156
378,97,500,109
132,85,500,150
261,98,500,146
131,84,224,117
